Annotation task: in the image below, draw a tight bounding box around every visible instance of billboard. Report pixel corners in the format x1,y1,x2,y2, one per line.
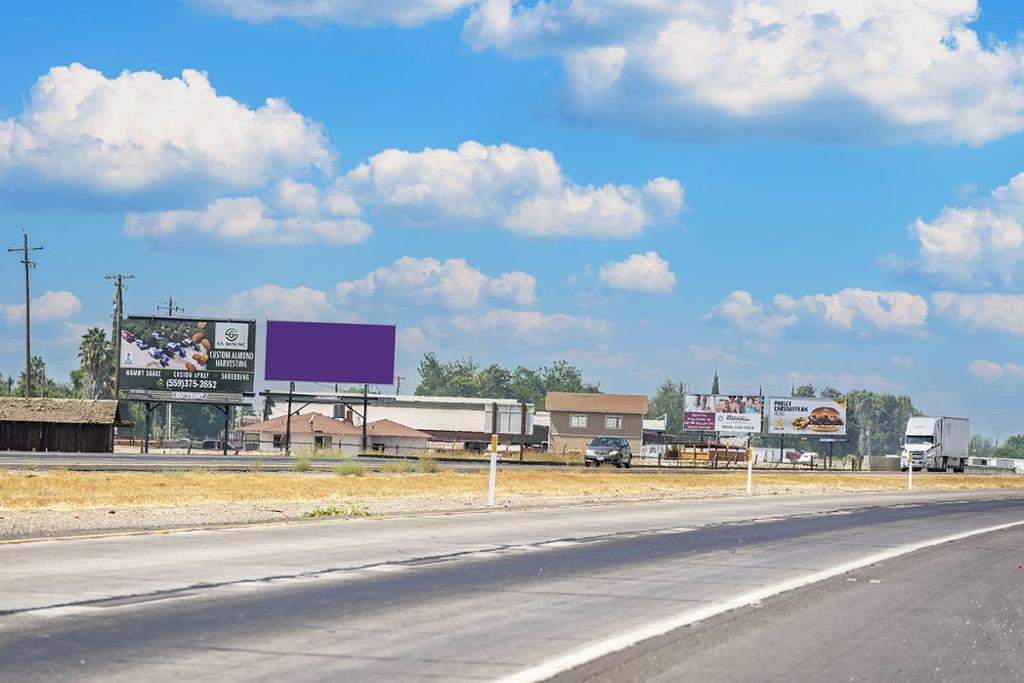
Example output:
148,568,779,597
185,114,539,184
265,321,396,385
683,394,763,433
768,397,847,435
118,316,256,403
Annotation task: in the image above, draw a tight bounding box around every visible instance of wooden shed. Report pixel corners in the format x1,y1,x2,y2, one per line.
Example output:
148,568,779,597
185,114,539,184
0,398,131,453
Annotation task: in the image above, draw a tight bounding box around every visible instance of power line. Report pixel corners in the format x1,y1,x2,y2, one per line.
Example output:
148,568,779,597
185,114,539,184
7,232,43,398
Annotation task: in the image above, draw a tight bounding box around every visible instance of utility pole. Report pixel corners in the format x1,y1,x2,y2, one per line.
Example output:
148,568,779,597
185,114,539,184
157,297,183,317
105,273,135,397
395,375,406,395
157,297,183,443
7,233,43,398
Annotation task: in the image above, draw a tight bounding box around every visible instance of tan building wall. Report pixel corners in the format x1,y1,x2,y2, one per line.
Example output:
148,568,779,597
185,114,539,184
548,410,644,454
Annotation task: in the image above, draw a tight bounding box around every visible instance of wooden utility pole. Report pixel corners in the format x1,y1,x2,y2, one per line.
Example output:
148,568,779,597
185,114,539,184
157,297,183,442
395,375,406,395
105,273,135,396
7,233,43,397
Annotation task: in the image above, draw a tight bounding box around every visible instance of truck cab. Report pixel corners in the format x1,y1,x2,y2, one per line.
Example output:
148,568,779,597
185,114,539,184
902,417,937,471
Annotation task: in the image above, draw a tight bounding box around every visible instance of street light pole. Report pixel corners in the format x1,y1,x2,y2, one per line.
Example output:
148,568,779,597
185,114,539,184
7,233,43,398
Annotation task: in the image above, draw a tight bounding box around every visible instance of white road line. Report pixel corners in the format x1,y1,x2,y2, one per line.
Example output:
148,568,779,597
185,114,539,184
495,518,1024,683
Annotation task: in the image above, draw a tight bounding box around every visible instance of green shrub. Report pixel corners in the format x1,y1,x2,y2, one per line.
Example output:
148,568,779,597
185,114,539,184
303,505,370,518
294,457,312,472
249,460,263,473
334,462,365,477
417,457,441,473
382,460,413,473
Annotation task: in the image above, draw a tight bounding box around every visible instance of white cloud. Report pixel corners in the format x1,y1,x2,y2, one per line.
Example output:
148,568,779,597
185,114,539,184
335,256,535,310
890,355,914,368
599,251,676,294
0,64,331,196
340,140,682,238
706,291,796,338
195,0,473,27
429,309,611,345
967,360,1024,382
220,285,340,322
775,288,928,330
906,173,1024,286
687,344,739,366
932,292,1024,335
464,0,1024,144
1,291,82,325
124,180,371,246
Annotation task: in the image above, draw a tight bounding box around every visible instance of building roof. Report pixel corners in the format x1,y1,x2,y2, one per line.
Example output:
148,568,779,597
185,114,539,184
367,418,432,439
545,392,649,415
244,412,361,436
0,398,124,425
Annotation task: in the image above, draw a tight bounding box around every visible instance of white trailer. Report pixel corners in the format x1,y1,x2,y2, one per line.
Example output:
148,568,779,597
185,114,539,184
901,417,969,472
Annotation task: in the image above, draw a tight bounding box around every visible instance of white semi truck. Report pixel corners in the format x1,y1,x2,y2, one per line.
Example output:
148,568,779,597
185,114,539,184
901,416,969,472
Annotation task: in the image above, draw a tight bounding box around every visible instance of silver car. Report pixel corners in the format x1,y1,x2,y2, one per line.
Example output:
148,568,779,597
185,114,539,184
584,436,632,468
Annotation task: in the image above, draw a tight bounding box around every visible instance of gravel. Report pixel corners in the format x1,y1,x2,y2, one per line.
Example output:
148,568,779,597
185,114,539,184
0,487,807,540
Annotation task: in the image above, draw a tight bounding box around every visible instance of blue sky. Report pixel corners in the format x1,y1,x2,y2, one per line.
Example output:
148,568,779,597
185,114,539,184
2,1,1024,434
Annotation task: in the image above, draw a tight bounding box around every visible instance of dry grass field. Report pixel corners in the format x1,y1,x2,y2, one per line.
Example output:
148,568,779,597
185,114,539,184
1,469,1021,510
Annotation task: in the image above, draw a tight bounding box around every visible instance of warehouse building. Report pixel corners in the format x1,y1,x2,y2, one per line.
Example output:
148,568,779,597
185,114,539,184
0,398,130,453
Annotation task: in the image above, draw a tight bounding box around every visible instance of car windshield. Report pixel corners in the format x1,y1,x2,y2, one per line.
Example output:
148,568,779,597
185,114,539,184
590,437,620,447
905,435,933,445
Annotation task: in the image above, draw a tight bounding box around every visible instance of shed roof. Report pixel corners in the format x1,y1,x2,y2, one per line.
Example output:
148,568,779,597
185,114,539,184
367,418,432,439
0,398,123,425
243,412,361,436
545,392,648,415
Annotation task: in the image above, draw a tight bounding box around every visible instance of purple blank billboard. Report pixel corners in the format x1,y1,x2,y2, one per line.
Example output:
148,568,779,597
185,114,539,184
265,321,396,385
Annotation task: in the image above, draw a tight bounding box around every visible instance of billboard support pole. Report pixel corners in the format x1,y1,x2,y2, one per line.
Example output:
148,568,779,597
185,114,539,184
223,405,230,456
361,385,368,453
285,382,294,456
519,402,526,462
143,402,153,454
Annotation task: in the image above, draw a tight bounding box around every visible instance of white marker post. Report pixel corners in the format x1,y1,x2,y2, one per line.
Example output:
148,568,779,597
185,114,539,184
747,444,754,496
488,433,498,508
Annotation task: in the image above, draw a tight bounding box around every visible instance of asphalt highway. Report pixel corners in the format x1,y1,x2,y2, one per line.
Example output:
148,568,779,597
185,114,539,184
1,490,1022,682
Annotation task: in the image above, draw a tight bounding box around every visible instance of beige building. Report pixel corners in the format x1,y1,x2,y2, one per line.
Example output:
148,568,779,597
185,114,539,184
366,419,433,454
546,392,648,455
243,412,362,454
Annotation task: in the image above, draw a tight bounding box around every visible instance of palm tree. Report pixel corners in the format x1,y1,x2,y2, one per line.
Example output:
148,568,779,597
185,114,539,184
79,327,113,399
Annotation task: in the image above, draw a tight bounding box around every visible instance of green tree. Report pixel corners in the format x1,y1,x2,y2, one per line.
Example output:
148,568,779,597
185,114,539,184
510,366,546,407
649,380,686,434
970,434,997,458
475,364,513,398
995,435,1024,459
78,327,114,399
414,353,479,397
710,371,719,394
415,354,599,409
793,383,816,397
541,360,599,394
